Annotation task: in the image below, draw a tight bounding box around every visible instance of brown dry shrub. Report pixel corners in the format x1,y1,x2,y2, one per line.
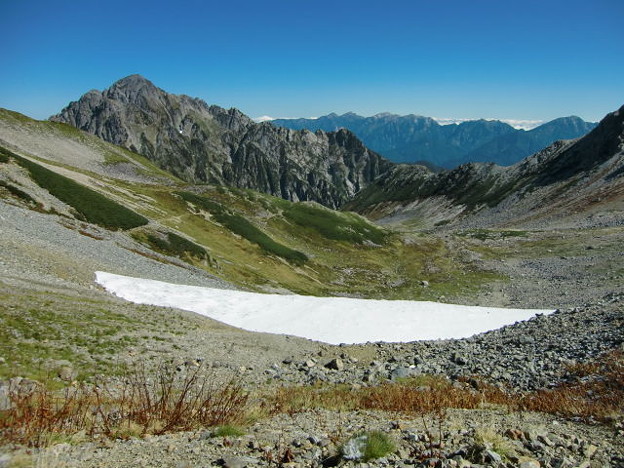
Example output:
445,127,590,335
0,364,248,447
516,350,624,422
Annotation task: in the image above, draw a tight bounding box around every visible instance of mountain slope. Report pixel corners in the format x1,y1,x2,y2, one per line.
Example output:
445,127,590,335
272,113,597,168
345,105,624,229
50,75,391,208
0,109,507,302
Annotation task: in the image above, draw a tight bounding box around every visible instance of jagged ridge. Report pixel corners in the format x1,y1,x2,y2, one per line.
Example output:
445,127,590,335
50,75,392,208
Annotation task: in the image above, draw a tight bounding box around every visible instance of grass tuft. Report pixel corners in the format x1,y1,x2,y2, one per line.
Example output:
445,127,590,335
211,424,245,438
341,430,395,461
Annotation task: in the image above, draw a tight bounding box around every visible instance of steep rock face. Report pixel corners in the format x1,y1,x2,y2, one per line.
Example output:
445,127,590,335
272,113,597,168
346,105,624,228
51,75,392,208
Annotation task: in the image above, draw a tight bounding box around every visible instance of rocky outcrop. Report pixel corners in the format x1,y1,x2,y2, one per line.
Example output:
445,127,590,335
50,75,392,208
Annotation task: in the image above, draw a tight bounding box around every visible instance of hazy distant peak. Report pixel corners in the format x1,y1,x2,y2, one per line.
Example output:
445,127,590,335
433,117,545,130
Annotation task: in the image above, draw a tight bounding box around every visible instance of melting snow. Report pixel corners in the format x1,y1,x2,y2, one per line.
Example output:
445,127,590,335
95,271,554,344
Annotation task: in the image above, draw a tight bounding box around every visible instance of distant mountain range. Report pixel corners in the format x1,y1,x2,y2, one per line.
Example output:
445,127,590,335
271,113,597,168
40,75,623,230
344,104,624,229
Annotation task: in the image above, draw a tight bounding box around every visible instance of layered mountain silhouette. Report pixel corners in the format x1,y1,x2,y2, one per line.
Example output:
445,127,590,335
272,113,597,168
50,75,391,208
345,105,624,228
48,75,622,228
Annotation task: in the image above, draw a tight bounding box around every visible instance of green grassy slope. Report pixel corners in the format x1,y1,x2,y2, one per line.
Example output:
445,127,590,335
0,110,504,300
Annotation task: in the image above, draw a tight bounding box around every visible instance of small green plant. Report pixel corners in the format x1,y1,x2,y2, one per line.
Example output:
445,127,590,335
341,430,395,461
211,424,245,438
473,428,516,461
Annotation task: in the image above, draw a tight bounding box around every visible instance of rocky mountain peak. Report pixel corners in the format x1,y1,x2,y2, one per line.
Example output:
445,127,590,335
109,74,156,90
50,77,392,208
104,74,162,105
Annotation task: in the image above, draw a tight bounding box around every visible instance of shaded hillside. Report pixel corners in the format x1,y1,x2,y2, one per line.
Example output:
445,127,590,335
50,75,392,208
345,105,624,229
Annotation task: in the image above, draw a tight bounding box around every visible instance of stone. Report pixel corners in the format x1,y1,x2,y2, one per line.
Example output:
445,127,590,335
0,454,11,467
390,366,414,380
0,382,11,411
341,434,367,460
518,460,541,468
485,449,502,463
325,358,344,371
584,444,598,458
58,366,74,381
452,353,467,365
505,429,524,440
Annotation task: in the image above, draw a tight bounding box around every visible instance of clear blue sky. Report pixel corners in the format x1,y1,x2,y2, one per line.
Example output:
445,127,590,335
1,0,622,122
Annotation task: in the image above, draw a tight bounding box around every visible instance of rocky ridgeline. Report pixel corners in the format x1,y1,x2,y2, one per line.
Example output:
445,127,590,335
347,105,624,229
50,75,392,208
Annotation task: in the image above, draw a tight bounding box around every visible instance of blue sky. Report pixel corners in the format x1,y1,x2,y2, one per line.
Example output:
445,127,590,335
1,0,622,122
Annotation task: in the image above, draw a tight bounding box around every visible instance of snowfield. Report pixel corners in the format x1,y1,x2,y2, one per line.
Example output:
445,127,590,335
96,271,555,344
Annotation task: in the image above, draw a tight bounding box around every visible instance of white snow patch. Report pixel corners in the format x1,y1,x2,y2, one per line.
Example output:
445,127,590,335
95,271,554,345
253,116,319,123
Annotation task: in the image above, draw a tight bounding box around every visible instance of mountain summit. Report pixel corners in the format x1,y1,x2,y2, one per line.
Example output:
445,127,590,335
51,75,392,208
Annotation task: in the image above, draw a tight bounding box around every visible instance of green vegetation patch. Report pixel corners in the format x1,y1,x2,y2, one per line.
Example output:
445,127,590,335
143,231,210,262
0,290,142,383
458,229,529,241
176,191,308,265
211,425,245,438
282,203,387,244
0,180,40,207
4,147,148,230
341,431,396,461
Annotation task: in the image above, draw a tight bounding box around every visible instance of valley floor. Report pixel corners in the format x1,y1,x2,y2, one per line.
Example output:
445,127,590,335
1,198,623,467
